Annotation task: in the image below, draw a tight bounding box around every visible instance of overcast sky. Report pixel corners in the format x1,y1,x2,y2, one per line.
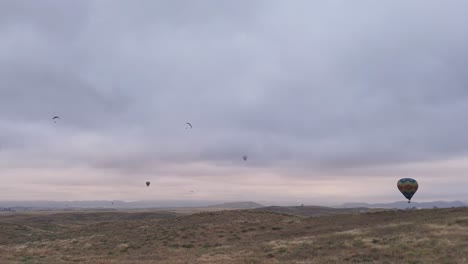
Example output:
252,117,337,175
1,0,468,205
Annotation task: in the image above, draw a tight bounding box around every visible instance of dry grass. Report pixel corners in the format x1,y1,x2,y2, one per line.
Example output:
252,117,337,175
0,208,467,263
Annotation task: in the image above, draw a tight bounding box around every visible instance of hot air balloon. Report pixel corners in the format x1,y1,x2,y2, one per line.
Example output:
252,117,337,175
242,155,248,161
397,178,418,203
146,181,150,187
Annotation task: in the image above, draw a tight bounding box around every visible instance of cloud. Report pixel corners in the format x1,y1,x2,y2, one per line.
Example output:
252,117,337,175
1,0,468,202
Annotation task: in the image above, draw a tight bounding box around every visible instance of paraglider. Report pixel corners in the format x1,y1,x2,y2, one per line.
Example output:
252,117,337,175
146,181,150,187
185,122,192,129
397,178,418,203
242,155,248,161
52,116,60,123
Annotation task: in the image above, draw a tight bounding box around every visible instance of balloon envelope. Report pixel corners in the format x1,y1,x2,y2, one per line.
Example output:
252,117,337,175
146,181,150,187
397,178,418,202
242,155,247,161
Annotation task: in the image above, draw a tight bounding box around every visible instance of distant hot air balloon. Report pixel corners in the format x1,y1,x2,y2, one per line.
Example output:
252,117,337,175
185,122,192,129
242,155,248,161
397,178,418,203
146,181,150,187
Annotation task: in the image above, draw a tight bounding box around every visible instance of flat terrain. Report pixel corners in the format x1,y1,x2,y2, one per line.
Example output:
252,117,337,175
1,207,468,263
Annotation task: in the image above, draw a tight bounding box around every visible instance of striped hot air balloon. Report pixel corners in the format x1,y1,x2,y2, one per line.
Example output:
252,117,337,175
397,178,418,203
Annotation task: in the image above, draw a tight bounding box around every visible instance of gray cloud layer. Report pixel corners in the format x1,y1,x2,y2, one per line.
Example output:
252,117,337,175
1,1,468,201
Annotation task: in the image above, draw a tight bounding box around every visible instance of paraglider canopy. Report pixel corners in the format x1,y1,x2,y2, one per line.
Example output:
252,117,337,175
397,178,418,203
242,155,248,161
185,122,192,129
146,181,150,187
52,116,60,123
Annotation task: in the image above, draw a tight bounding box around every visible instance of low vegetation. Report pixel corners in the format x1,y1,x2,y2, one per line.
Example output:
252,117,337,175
0,207,467,263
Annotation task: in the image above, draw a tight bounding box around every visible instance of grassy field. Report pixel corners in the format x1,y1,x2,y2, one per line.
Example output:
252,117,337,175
0,207,467,263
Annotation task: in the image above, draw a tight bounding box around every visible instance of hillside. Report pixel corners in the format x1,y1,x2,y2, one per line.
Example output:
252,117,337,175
1,207,468,263
253,205,379,216
341,200,467,209
206,201,264,209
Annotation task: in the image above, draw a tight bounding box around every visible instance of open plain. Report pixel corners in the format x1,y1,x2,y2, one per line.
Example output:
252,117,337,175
1,207,468,263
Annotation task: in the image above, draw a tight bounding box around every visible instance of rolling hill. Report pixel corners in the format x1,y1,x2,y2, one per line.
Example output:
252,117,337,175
253,205,380,217
341,200,467,209
206,201,264,209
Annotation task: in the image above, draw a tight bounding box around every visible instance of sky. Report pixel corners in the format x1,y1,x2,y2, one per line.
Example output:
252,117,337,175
1,0,468,205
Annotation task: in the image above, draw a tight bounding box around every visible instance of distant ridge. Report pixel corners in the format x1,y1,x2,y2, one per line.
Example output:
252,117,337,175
0,200,225,210
206,201,264,209
340,201,467,209
0,200,264,210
